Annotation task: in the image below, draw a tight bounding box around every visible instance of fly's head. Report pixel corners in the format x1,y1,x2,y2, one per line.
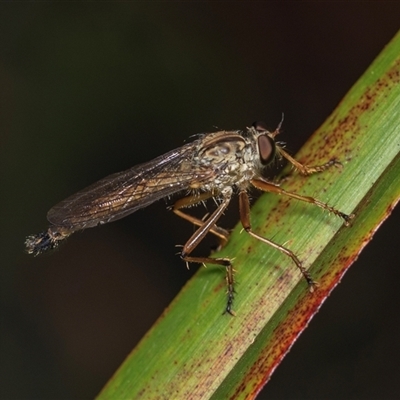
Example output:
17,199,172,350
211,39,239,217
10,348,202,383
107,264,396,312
248,120,286,172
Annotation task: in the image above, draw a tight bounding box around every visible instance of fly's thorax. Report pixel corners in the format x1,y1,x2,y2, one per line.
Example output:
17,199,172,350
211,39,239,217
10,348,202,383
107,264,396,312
195,131,246,166
189,130,257,192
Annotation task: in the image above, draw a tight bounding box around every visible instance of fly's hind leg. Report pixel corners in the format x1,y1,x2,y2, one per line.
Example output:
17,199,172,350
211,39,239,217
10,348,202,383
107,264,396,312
172,192,230,247
238,190,317,291
183,254,236,315
176,191,236,315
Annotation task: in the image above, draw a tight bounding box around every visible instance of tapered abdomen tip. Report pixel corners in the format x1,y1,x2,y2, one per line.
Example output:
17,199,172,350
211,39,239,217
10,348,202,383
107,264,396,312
25,228,70,256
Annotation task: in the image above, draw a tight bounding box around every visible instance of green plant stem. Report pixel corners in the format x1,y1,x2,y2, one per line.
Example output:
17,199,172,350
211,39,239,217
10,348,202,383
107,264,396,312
97,31,400,400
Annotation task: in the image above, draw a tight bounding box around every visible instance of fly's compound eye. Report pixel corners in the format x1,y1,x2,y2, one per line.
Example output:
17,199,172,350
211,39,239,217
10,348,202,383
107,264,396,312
257,134,276,165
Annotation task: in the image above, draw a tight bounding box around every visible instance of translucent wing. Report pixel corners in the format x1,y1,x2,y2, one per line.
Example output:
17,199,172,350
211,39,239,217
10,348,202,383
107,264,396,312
47,141,211,231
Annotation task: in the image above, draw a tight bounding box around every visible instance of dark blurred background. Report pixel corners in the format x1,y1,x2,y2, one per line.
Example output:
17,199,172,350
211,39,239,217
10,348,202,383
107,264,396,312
1,3,399,399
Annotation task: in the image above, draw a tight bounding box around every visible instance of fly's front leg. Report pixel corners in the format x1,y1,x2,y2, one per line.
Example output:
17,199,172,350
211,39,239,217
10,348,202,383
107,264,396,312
251,178,354,225
262,115,338,176
179,192,236,315
239,190,317,291
279,147,342,176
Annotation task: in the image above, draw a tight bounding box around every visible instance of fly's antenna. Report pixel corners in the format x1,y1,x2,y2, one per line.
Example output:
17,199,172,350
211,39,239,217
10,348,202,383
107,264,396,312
270,113,285,139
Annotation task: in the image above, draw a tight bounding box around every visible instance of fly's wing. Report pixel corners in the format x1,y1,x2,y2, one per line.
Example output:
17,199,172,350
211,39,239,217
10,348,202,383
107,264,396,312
47,141,210,231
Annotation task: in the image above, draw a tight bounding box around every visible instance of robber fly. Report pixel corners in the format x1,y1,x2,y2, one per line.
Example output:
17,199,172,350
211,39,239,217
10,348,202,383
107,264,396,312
26,120,354,314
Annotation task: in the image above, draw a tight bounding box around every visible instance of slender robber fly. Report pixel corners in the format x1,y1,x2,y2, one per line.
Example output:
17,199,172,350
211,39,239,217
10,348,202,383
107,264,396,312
26,120,354,314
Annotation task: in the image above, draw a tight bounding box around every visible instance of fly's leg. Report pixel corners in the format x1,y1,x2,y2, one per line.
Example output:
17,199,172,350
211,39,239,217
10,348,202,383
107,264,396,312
279,147,342,176
183,254,235,315
251,178,354,225
178,191,236,315
173,192,230,246
268,119,341,180
239,190,317,291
